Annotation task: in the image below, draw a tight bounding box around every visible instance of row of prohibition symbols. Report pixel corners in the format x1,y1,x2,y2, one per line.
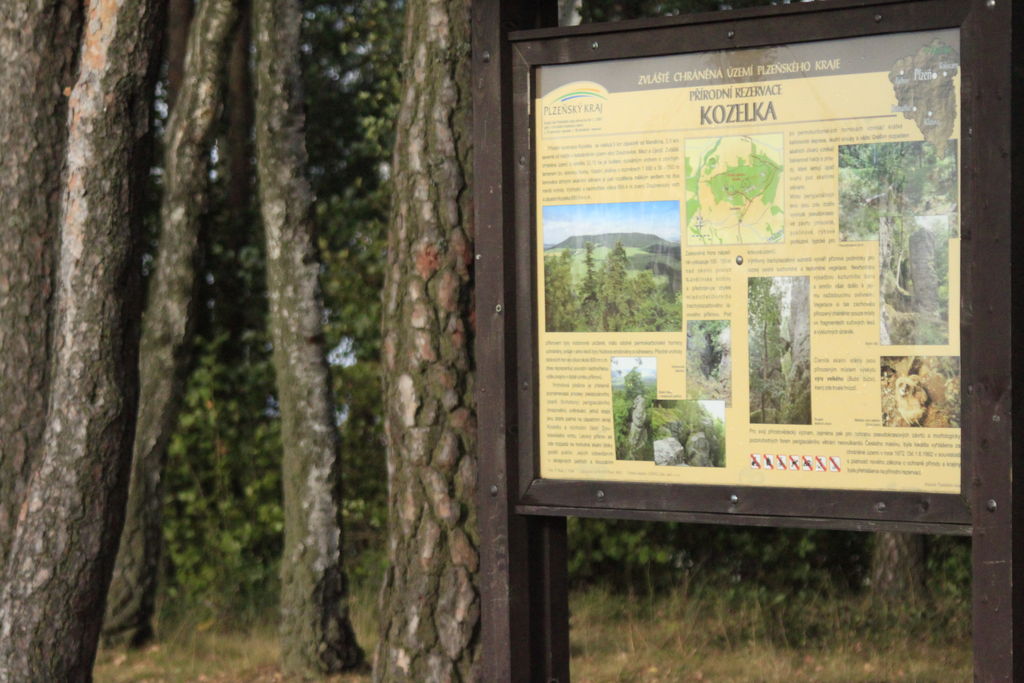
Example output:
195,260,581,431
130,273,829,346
750,453,841,473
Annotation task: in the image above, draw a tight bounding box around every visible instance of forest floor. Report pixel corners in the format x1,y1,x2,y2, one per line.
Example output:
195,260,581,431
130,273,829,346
94,585,970,682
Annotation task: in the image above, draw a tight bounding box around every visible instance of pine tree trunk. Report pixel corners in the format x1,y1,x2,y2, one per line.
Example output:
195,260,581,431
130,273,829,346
0,0,163,677
870,531,925,602
225,0,254,214
102,0,241,648
165,0,194,108
0,0,81,574
374,0,479,679
253,0,364,674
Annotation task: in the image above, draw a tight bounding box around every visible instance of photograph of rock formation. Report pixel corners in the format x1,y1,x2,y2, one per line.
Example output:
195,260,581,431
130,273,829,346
837,140,956,345
748,276,811,425
838,140,957,242
686,320,731,404
881,356,960,428
611,357,657,461
650,400,725,468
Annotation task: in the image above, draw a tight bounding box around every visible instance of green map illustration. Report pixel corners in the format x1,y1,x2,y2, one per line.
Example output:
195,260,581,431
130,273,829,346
685,134,784,245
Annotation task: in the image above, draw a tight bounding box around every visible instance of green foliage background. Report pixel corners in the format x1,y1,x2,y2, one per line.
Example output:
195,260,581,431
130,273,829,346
151,0,970,627
159,0,400,614
545,240,682,332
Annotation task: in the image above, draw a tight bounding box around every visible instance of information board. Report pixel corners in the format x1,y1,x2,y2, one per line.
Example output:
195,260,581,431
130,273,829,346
534,29,962,494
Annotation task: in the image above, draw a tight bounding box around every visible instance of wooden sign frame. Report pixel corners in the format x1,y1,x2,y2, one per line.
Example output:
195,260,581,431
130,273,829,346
473,1,1023,680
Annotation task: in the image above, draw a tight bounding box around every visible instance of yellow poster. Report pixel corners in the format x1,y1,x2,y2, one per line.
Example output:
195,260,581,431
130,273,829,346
534,30,961,493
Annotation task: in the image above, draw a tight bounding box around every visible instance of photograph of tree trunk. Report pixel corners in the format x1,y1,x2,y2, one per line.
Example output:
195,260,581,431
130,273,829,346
748,276,812,425
543,201,682,332
881,356,960,428
837,140,956,345
686,320,731,404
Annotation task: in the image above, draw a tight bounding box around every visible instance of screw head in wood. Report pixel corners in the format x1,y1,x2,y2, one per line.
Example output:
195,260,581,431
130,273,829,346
482,50,491,63
591,41,599,50
875,501,887,512
495,304,503,313
735,255,743,265
490,485,499,497
874,13,882,22
729,494,739,505
987,499,998,512
596,489,605,500
727,30,735,39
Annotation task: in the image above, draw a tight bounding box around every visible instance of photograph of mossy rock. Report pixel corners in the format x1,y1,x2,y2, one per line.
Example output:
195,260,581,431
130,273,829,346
748,276,811,425
543,201,682,333
838,140,957,242
686,320,731,404
838,140,956,345
611,357,657,461
650,400,725,468
881,356,960,428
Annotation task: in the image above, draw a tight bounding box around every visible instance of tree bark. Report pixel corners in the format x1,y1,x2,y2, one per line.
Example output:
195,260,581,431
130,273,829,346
253,0,364,674
0,0,163,677
0,0,81,574
374,0,479,679
166,0,194,109
102,0,241,648
870,531,926,603
225,0,254,215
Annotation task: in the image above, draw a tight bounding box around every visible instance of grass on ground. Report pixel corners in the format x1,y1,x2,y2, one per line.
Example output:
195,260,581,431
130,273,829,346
95,584,970,682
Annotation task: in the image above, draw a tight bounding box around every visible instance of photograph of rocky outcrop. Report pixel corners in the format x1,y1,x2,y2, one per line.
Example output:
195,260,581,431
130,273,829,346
881,356,960,428
611,357,657,461
686,320,731,404
838,140,957,242
543,201,682,333
650,400,725,468
837,140,955,345
748,276,811,425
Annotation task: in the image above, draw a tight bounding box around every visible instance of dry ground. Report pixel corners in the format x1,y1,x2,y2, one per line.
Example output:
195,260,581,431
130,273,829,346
95,587,970,682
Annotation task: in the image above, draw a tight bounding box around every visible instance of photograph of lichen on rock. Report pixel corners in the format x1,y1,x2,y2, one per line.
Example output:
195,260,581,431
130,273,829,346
837,139,956,345
686,320,731,404
650,400,725,468
880,356,960,428
748,276,811,425
611,357,657,461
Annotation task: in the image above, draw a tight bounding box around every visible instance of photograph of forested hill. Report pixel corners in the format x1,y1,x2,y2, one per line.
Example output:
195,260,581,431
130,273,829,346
543,201,682,332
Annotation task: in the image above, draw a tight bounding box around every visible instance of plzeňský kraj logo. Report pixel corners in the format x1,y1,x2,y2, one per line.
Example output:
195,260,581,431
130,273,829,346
542,82,608,117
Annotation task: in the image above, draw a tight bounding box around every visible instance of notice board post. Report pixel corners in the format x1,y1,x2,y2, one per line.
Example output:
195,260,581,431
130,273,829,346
473,1,569,682
474,0,1024,679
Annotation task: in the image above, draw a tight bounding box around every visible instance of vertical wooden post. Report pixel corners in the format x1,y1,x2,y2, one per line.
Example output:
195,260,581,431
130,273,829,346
967,1,1022,679
473,1,565,681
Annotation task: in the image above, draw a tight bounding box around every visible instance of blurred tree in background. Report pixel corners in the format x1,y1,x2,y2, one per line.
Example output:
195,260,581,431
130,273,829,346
84,0,966,673
156,0,401,621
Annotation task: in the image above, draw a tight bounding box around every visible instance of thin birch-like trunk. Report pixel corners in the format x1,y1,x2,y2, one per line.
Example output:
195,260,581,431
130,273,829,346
103,0,241,647
253,0,364,674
